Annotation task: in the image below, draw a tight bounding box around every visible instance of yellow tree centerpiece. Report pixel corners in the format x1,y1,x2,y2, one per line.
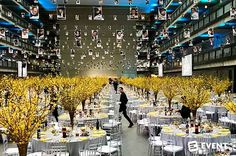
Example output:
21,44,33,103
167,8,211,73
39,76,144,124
179,77,210,119
161,77,179,109
149,77,162,104
225,101,236,114
208,76,231,97
59,78,81,128
0,78,51,156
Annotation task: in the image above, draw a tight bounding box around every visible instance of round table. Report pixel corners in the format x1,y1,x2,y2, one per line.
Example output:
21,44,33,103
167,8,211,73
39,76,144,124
58,113,109,126
202,104,227,112
32,128,107,156
147,111,182,125
161,125,231,155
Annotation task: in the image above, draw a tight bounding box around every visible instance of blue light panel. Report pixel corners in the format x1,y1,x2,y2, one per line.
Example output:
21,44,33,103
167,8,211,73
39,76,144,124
38,0,57,11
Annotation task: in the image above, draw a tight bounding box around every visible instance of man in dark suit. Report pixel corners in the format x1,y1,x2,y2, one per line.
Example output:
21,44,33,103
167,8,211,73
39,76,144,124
119,87,133,128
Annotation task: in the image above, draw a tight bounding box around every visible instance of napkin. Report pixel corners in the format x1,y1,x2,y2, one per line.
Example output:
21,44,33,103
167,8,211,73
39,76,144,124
211,134,220,138
175,133,185,137
59,139,68,143
40,138,52,142
79,137,89,141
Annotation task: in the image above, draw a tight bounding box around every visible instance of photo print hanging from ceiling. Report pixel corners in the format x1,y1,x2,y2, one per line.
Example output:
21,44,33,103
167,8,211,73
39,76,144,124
0,28,6,39
93,7,104,20
233,27,236,36
74,29,82,47
208,28,214,37
97,39,102,47
128,7,139,20
142,30,149,41
30,5,39,19
75,0,80,4
114,0,119,5
116,30,124,42
158,7,167,20
158,0,164,6
74,14,79,20
91,30,99,41
57,6,66,20
183,28,190,38
21,28,29,39
191,7,199,20
230,7,236,18
37,28,44,40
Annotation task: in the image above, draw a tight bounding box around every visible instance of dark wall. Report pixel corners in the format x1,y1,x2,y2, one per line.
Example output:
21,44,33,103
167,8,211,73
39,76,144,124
58,6,137,77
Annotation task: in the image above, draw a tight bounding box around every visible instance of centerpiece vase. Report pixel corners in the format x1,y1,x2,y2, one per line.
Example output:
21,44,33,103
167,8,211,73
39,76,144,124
17,143,28,156
191,109,197,120
69,111,75,129
168,99,172,110
82,100,86,112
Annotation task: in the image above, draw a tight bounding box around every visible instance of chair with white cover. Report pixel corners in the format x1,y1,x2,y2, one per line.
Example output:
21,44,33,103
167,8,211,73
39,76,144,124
97,135,119,156
137,118,150,134
2,134,19,156
27,152,42,156
43,142,69,156
147,123,164,156
107,132,122,156
79,138,102,156
163,139,183,156
230,134,236,156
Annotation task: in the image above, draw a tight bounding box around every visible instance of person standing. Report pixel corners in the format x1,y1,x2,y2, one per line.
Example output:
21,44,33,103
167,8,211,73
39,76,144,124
119,87,133,128
113,78,119,94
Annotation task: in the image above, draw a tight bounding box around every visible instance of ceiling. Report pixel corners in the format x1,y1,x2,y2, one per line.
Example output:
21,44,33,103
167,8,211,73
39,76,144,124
39,0,158,12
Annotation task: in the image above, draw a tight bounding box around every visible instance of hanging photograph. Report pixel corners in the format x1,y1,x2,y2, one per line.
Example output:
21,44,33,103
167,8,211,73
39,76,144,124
97,40,102,47
230,7,236,18
30,5,39,19
158,0,164,5
75,0,80,4
93,7,104,20
91,30,98,41
88,15,93,20
57,6,66,20
183,28,190,38
74,29,81,40
158,8,167,20
208,28,214,37
128,0,132,5
95,52,99,57
113,15,117,20
141,15,145,20
75,15,80,20
8,48,13,54
38,48,44,55
128,7,139,20
233,27,236,36
21,28,29,39
13,38,19,46
98,0,103,4
35,39,41,47
116,30,124,41
21,12,25,18
136,30,142,37
0,28,5,39
37,28,44,40
174,39,179,46
88,49,93,56
114,0,119,4
191,7,199,20
49,14,54,20
142,30,149,40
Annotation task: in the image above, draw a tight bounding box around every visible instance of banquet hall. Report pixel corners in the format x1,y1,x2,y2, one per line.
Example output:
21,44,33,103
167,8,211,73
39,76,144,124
0,0,236,156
